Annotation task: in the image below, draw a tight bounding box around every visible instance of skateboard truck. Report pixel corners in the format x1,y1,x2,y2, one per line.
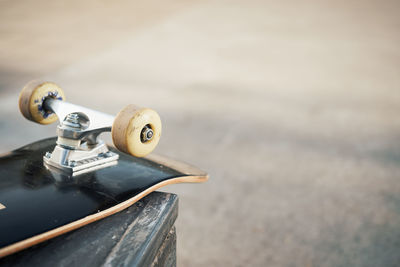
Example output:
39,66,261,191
19,80,162,176
42,98,119,175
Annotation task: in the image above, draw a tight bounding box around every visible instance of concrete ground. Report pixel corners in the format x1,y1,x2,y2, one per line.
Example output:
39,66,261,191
1,0,400,266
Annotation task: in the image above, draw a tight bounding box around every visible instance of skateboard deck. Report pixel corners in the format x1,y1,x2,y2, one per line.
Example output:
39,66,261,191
0,137,208,258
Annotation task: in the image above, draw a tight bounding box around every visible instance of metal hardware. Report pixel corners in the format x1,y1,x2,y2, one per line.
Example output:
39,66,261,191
42,98,119,176
141,124,154,143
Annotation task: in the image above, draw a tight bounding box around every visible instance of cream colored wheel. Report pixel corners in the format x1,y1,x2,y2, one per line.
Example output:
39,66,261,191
112,104,162,157
19,80,66,124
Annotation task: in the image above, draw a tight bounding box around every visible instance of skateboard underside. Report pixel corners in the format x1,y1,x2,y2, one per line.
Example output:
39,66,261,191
0,138,207,257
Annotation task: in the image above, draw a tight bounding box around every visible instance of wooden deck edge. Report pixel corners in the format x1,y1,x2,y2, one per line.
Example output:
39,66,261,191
145,153,208,177
0,175,207,258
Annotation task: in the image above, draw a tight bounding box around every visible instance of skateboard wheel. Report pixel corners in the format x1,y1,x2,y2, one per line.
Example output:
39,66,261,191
19,80,66,124
112,105,162,157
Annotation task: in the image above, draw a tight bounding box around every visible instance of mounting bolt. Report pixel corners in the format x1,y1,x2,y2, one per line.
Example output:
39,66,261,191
69,160,77,167
45,152,52,158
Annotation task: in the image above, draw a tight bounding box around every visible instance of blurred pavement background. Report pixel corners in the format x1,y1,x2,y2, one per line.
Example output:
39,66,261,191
0,0,399,266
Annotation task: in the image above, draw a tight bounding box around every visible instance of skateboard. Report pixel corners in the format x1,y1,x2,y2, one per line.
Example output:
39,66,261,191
0,81,208,258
